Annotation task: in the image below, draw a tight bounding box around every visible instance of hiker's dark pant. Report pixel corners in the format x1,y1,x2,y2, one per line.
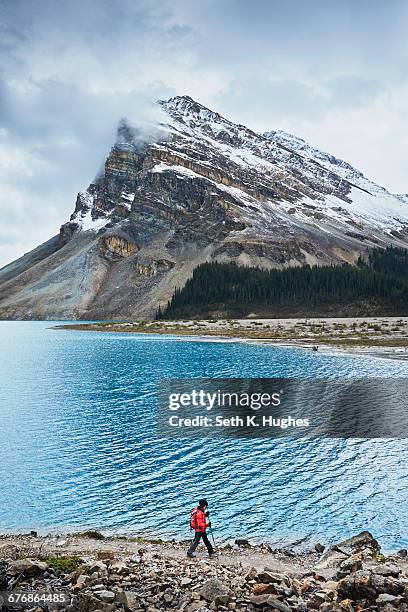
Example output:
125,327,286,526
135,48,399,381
188,530,214,555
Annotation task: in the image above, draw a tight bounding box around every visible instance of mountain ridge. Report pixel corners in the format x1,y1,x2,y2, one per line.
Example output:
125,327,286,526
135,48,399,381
1,95,408,320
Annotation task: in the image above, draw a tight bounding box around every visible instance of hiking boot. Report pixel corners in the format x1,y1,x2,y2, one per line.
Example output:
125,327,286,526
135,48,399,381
209,551,217,557
187,552,196,558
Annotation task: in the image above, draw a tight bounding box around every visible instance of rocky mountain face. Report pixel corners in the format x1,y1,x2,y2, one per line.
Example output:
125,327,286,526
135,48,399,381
1,95,408,320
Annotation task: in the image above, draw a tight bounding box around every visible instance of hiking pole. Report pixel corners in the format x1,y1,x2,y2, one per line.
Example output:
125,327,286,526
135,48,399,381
209,524,216,548
206,511,216,549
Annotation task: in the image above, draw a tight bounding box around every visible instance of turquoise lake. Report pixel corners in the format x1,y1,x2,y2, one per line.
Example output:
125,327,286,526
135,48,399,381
0,321,407,551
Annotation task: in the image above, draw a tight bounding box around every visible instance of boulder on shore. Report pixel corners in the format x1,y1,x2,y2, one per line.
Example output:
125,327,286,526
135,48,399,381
0,531,407,611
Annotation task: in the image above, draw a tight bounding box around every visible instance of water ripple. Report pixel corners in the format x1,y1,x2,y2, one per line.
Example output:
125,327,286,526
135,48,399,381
0,322,408,550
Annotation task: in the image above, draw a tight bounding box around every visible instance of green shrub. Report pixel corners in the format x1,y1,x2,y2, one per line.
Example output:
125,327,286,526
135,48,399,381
45,556,82,574
73,530,105,540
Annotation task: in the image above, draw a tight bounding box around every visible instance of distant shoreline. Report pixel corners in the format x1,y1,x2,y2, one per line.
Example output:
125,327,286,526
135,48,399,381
57,316,408,361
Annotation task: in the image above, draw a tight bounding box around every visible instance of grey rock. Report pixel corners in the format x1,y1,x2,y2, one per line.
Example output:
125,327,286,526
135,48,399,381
235,539,249,547
249,594,273,607
198,578,231,604
73,593,116,612
316,547,349,569
1,530,407,612
7,558,48,577
266,598,292,612
335,553,363,578
109,560,130,575
335,530,380,556
370,563,401,577
371,574,405,595
56,539,67,547
256,570,287,584
377,593,399,603
243,566,258,581
249,595,291,610
294,598,308,612
94,590,115,603
115,590,138,609
337,570,377,600
185,604,208,612
85,560,107,574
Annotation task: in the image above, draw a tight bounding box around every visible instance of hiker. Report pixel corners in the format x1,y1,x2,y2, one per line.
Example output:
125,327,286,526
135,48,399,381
187,498,215,558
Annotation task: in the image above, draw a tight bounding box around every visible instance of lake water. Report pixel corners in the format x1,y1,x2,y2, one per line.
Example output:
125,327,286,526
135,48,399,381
1,321,408,551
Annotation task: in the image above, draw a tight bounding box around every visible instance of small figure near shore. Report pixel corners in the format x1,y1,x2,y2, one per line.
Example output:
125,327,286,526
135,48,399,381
187,498,215,558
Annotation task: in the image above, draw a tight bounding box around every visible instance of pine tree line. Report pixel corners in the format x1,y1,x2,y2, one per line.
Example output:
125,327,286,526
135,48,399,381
358,245,408,278
158,246,408,319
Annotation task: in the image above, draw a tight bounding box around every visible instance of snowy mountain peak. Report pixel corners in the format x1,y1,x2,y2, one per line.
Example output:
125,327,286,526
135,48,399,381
87,95,408,245
2,94,408,321
161,95,221,121
159,95,249,138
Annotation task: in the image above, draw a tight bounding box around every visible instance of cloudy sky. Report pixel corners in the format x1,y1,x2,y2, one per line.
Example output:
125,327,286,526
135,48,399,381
1,0,408,267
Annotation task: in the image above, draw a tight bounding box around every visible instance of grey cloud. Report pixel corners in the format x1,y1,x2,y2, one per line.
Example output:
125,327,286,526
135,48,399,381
0,0,408,267
219,75,385,132
325,76,384,109
0,76,172,194
169,0,408,84
215,78,326,131
0,236,18,246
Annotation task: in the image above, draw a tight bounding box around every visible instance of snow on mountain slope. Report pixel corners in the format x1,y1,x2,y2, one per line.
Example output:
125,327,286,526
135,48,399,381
263,128,408,223
155,97,408,237
1,95,408,320
165,98,408,226
69,94,408,241
263,129,367,186
396,193,408,205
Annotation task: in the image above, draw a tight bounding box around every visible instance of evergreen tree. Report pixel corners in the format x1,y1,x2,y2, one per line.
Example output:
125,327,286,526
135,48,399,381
157,246,408,319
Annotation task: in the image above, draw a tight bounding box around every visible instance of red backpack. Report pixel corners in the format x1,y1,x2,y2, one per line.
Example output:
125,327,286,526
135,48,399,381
190,507,198,530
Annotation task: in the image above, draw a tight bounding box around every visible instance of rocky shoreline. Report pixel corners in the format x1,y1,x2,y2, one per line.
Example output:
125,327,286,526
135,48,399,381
0,531,408,611
58,317,408,361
